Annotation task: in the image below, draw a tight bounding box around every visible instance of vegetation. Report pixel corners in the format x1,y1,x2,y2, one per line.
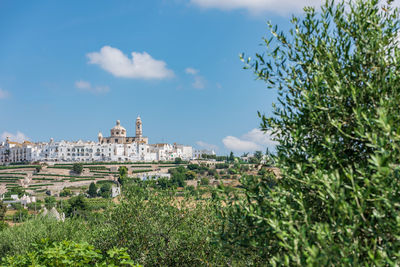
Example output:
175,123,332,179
0,201,7,231
2,240,139,266
217,0,400,265
88,182,98,198
72,163,83,175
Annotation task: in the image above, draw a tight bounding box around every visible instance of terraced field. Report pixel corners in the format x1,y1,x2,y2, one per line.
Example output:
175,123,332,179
0,162,181,198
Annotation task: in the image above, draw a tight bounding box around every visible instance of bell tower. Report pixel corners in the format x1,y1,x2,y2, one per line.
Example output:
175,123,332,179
136,116,142,138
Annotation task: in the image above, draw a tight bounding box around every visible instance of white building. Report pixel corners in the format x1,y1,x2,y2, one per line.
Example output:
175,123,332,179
0,117,193,164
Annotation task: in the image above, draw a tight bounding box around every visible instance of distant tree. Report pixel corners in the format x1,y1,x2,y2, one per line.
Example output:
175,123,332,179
173,173,186,187
174,157,183,164
187,164,199,170
118,166,128,185
207,169,217,176
12,209,28,223
66,195,88,217
185,171,196,180
157,177,171,189
118,166,128,177
249,151,263,164
44,196,56,209
200,177,209,186
254,151,263,162
72,163,83,175
99,183,112,198
229,152,235,162
87,182,97,198
0,200,6,222
35,166,42,173
185,185,196,196
59,188,72,197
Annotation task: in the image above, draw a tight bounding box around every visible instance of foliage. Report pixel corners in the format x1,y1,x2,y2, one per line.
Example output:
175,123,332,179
187,164,199,170
249,151,263,164
221,0,400,265
1,239,139,267
12,209,29,223
228,151,235,162
64,195,89,218
0,221,7,232
44,196,57,209
0,217,90,257
72,163,83,175
118,166,128,185
184,170,196,180
87,182,98,198
59,188,72,197
0,200,6,222
215,163,229,169
90,185,224,266
6,186,26,198
174,157,183,164
98,183,112,198
199,177,209,186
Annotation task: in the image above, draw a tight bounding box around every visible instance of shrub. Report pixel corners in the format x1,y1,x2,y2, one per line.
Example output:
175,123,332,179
72,163,83,175
200,177,209,186
1,240,139,266
184,170,196,180
12,209,29,223
90,186,224,266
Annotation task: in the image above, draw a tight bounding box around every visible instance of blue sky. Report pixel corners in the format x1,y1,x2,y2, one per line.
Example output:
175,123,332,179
0,0,323,155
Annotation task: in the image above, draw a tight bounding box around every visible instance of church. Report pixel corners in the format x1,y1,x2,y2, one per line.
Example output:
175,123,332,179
98,116,149,145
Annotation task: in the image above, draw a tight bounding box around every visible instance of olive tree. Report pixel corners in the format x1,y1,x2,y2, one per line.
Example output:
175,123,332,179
219,0,400,265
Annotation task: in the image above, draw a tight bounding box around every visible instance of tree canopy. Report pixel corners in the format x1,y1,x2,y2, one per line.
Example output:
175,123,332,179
221,0,400,264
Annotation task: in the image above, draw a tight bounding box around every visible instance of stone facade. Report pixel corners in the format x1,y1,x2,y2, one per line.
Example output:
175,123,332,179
0,118,193,163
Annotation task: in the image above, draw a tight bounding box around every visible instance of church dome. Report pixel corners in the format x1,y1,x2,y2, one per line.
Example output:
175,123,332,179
110,120,127,137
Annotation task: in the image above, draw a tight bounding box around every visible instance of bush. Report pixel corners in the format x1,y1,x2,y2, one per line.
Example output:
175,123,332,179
215,163,229,169
72,163,83,175
184,170,196,180
187,164,199,170
90,186,224,266
0,221,8,231
60,188,73,197
199,177,209,186
1,240,138,266
99,183,112,198
44,196,56,209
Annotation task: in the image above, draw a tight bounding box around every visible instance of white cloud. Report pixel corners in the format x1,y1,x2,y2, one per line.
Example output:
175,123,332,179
196,141,218,151
185,67,206,89
1,131,30,143
242,128,277,146
75,80,109,94
192,76,206,89
0,88,10,99
185,67,199,75
223,128,277,152
87,46,174,79
190,0,326,14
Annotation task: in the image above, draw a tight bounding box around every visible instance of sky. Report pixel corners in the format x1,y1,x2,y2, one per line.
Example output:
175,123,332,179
0,0,340,154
